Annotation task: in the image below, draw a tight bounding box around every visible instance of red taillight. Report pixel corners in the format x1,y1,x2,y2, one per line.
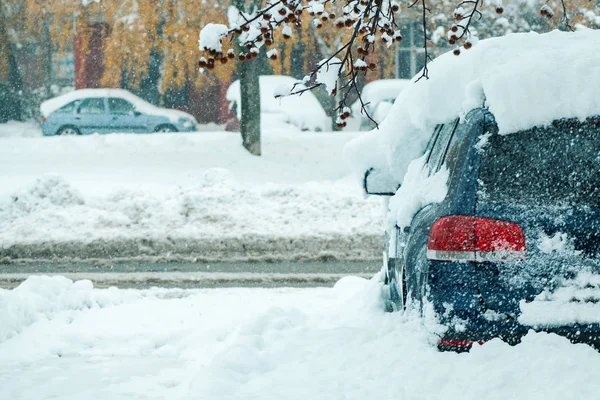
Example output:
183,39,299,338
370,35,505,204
427,216,526,262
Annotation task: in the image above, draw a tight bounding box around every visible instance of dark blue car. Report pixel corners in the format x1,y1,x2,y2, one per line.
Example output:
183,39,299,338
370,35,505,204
365,108,600,351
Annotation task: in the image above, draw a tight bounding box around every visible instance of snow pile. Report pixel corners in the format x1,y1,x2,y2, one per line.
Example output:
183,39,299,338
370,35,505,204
519,271,600,327
40,88,197,123
345,30,600,187
4,175,84,217
0,276,137,343
0,132,381,260
0,121,42,138
2,276,600,399
387,155,449,229
0,171,381,260
188,277,600,400
227,75,329,132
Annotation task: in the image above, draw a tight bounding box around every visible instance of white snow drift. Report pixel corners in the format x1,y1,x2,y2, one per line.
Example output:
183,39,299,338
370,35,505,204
1,275,600,400
0,130,381,260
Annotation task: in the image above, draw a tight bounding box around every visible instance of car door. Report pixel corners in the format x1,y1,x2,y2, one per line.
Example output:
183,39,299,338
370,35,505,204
394,119,460,302
107,97,147,133
75,98,111,134
403,112,485,309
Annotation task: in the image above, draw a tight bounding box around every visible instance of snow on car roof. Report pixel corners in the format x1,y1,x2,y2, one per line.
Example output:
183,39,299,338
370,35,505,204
226,75,329,131
40,88,196,123
350,79,410,116
345,29,600,184
362,79,411,105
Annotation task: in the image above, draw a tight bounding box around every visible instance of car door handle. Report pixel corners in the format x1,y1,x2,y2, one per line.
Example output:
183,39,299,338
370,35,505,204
74,117,81,120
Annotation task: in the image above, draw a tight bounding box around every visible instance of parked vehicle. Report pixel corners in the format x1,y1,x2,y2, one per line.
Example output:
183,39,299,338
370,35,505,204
358,30,600,352
41,89,198,136
351,79,410,131
365,109,600,352
225,75,329,132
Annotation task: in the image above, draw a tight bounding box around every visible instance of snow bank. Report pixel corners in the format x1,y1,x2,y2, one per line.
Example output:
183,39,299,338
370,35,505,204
0,172,381,261
227,75,329,131
345,29,600,186
40,88,197,123
188,277,600,400
0,121,42,138
0,276,138,343
2,276,600,399
0,132,381,261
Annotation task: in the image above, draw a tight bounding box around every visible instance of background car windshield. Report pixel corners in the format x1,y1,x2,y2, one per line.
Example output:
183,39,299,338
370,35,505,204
78,98,105,114
109,98,135,114
479,119,600,207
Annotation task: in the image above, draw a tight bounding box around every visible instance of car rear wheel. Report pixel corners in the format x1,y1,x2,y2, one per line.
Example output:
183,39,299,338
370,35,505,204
57,126,81,136
155,124,178,133
384,257,407,312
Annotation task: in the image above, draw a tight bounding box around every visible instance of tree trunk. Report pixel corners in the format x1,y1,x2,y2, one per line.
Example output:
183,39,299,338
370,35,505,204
238,56,261,155
42,20,53,96
233,0,261,156
0,6,23,122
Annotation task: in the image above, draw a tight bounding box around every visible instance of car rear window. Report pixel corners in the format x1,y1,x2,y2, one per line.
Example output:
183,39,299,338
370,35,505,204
478,118,600,207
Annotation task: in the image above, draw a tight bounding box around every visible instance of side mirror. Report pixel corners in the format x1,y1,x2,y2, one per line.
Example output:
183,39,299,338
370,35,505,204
363,168,400,196
133,111,142,117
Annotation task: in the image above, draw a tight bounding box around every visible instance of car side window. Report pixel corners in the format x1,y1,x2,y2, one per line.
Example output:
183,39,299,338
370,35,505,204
440,115,483,194
108,98,135,115
427,119,459,173
424,125,443,164
78,98,106,115
59,101,79,113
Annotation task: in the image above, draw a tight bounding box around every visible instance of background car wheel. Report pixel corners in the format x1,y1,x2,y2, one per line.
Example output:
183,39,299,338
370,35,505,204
154,124,178,133
56,126,81,136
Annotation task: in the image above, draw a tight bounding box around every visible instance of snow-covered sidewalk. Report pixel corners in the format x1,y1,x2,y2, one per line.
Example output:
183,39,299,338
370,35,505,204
0,129,381,261
2,275,600,400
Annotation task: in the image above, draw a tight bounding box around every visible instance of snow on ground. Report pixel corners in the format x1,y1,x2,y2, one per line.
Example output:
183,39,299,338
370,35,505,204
0,121,42,138
0,126,381,261
2,275,600,400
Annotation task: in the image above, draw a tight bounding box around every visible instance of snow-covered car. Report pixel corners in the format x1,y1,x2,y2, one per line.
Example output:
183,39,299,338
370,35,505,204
351,79,410,131
347,30,600,352
225,75,329,132
40,89,198,136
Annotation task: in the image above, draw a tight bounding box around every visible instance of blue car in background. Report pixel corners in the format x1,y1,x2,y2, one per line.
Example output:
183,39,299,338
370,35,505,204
41,89,197,136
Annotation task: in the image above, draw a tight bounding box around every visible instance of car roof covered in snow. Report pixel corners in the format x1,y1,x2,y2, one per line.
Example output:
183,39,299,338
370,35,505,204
351,79,411,116
362,79,411,105
226,75,328,131
345,29,600,184
40,88,196,123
